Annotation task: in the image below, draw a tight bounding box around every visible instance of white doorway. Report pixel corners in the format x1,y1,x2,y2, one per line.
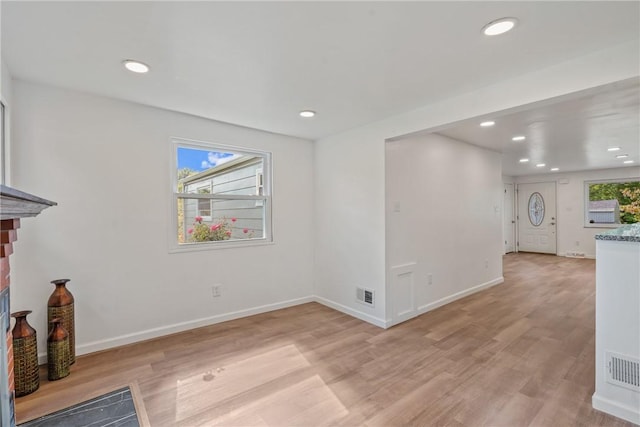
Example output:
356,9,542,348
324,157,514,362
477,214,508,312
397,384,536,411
504,183,515,253
517,182,557,254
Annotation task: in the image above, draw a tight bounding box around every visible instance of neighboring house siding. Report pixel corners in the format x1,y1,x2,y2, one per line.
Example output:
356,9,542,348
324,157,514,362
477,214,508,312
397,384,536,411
588,200,621,224
589,211,616,223
183,159,263,239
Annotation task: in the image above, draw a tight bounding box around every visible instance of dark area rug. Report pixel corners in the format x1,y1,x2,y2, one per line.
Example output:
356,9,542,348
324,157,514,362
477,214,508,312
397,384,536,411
19,386,139,427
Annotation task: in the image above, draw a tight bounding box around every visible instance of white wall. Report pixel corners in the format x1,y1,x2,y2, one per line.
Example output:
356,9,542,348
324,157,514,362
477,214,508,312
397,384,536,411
515,167,640,258
10,81,315,359
593,238,640,424
314,41,639,326
1,58,12,185
0,61,10,107
386,134,503,324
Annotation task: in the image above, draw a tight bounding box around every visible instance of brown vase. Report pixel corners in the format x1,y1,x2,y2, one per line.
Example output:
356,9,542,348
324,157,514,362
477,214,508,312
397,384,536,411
47,318,70,381
48,279,75,364
11,310,39,396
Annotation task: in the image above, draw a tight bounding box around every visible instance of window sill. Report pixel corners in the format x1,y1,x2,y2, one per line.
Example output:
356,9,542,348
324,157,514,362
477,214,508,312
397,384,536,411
584,223,627,229
169,238,274,254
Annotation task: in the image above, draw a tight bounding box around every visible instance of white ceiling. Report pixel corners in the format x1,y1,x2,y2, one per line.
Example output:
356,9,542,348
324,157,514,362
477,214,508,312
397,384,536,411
437,79,640,176
2,1,639,175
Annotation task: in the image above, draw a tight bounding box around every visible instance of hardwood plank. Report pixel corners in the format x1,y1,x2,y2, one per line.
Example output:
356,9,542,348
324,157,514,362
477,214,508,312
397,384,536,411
14,253,634,426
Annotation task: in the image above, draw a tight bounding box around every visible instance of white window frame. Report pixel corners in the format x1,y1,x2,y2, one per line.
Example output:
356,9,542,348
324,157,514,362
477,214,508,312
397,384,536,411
584,177,640,228
169,137,273,252
187,181,213,221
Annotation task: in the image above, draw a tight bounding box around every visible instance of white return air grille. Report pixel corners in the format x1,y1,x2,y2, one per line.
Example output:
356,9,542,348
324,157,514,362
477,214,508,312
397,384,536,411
356,287,374,307
606,352,640,391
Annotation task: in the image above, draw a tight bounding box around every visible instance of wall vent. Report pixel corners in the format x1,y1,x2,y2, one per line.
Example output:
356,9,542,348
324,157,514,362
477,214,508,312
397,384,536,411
606,352,640,391
356,287,374,307
565,252,585,258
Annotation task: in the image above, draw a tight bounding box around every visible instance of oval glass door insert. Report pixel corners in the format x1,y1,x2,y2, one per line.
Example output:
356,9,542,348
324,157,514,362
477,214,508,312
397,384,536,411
528,192,545,226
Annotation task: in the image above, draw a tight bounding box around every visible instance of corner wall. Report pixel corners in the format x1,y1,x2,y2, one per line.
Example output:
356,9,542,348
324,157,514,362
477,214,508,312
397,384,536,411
10,81,315,358
386,134,503,324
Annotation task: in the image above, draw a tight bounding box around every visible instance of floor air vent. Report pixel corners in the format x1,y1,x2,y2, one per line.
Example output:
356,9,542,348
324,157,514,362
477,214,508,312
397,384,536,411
356,287,374,307
606,352,640,391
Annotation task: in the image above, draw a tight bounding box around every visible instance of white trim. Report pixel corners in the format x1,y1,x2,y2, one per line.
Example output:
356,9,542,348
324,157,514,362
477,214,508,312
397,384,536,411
416,276,504,315
313,295,390,328
33,279,510,363
38,296,314,364
0,97,10,187
592,393,640,425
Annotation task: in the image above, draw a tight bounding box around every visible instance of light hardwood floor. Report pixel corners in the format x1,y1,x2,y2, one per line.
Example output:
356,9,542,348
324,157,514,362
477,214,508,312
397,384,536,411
15,253,634,426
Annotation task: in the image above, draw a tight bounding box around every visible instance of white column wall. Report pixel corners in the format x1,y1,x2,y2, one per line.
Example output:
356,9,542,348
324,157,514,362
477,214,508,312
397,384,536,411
386,134,503,324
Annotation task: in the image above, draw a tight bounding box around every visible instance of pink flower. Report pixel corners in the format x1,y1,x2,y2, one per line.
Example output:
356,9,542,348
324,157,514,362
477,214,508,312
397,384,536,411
187,228,193,234
210,224,220,231
195,216,203,223
243,228,249,234
225,231,232,236
231,217,237,222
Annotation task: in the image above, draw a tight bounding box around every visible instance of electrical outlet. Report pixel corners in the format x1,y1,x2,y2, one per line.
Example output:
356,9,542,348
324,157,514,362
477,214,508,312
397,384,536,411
427,274,433,285
575,241,580,247
212,285,222,298
484,260,489,269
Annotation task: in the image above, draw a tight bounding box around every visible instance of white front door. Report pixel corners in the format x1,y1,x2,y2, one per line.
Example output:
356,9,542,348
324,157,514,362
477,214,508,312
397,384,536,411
517,182,557,254
504,183,515,253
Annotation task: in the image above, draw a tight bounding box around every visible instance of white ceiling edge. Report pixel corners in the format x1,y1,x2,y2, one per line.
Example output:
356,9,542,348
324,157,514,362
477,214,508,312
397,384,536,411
384,40,639,143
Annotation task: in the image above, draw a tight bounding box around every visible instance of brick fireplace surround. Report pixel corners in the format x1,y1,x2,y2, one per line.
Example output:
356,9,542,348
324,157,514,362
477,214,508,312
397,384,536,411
0,185,56,427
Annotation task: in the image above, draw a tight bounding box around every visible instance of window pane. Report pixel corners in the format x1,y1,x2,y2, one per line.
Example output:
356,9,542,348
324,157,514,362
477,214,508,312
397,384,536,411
177,147,264,196
587,181,640,225
177,197,265,244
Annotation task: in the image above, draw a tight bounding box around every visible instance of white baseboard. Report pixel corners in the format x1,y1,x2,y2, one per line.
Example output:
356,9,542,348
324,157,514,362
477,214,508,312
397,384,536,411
35,278,504,363
417,276,505,315
37,296,314,364
314,295,389,328
592,393,640,425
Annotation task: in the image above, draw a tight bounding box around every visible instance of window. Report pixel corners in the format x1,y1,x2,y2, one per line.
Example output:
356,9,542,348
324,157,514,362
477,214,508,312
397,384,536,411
171,138,272,250
585,179,640,227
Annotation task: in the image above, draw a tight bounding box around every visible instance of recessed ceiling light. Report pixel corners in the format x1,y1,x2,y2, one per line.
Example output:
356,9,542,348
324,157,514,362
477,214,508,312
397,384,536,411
123,60,150,73
616,154,629,159
550,168,559,172
512,136,526,141
536,163,546,167
623,160,634,164
482,18,518,36
299,110,316,118
607,147,621,152
480,121,495,127
519,158,529,163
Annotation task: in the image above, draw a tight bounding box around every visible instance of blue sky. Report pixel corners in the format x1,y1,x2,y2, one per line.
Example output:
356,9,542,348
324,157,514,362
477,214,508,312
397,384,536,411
177,147,238,172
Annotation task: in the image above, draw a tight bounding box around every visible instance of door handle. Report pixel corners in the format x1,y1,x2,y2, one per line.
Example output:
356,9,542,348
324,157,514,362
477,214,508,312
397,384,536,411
550,222,556,225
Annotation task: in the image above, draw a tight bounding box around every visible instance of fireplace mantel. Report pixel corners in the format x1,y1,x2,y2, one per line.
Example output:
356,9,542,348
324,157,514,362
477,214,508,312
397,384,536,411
1,185,57,220
1,185,56,427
